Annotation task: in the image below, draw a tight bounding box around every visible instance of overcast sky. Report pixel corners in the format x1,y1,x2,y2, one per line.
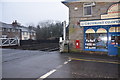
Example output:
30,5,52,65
0,0,69,26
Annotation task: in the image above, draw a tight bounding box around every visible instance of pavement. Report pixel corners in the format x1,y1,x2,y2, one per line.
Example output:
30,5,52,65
1,48,119,79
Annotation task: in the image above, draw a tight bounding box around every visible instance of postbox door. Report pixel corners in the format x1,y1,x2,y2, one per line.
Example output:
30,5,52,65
76,40,80,49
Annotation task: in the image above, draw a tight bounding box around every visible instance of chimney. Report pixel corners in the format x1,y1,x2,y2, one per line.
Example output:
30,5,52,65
12,20,18,27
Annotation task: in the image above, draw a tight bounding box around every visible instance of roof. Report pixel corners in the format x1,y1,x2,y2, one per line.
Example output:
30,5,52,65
0,21,35,32
19,27,28,32
29,28,36,32
62,0,120,3
18,27,35,32
18,26,35,32
0,22,13,28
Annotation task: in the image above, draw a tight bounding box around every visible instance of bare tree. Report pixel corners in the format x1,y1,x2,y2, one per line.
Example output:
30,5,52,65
36,20,63,40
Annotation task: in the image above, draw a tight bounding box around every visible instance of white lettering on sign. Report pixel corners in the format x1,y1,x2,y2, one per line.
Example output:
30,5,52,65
80,19,120,26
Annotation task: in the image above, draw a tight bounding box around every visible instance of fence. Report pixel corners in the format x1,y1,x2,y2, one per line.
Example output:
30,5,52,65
20,39,59,45
0,38,20,46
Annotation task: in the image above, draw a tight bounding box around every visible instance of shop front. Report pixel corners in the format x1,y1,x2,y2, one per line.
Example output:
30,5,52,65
80,18,120,55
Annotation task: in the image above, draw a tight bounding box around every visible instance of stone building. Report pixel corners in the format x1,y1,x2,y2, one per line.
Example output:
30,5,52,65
62,0,120,55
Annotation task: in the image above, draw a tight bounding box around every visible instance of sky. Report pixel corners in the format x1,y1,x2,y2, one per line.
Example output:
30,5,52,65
0,0,69,26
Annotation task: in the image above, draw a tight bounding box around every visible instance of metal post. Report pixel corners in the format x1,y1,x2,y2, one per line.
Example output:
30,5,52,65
63,21,66,41
8,38,10,46
59,21,67,53
18,38,20,46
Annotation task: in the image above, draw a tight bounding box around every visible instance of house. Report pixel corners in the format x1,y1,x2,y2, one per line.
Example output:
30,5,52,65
12,20,36,40
19,26,36,40
0,21,36,40
62,0,120,55
0,21,21,39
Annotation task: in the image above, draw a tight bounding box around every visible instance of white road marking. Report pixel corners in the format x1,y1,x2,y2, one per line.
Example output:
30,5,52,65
56,65,63,69
64,61,68,64
37,59,72,80
68,59,71,62
37,69,56,80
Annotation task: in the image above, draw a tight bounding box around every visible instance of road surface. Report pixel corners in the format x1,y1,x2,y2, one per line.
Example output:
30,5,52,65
2,48,119,79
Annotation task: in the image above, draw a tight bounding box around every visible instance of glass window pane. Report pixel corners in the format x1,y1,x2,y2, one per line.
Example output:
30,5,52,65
96,33,107,49
109,27,120,32
85,29,95,33
85,33,107,49
117,27,120,32
111,36,120,45
85,33,96,49
84,6,91,15
87,6,91,15
96,28,107,33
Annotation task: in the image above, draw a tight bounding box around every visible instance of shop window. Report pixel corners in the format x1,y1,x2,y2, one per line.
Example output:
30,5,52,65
96,28,107,33
85,28,107,50
85,29,95,33
96,28,107,49
109,27,120,32
85,29,96,49
95,33,107,49
111,36,120,45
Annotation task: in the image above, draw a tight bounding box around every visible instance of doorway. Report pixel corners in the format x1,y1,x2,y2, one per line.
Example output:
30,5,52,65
108,33,120,55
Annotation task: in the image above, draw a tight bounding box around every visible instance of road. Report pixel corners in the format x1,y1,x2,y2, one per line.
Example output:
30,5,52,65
2,48,119,79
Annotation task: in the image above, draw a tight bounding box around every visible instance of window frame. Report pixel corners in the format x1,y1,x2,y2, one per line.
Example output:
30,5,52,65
12,29,15,32
83,3,93,16
26,32,28,35
22,32,25,35
24,37,28,40
85,28,108,50
7,28,10,32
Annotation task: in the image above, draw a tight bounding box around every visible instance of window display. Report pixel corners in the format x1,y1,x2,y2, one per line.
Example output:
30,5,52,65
85,28,107,50
85,33,96,49
95,33,107,49
109,27,120,32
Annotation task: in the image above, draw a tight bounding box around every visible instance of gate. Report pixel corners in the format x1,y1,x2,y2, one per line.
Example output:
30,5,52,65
0,38,20,46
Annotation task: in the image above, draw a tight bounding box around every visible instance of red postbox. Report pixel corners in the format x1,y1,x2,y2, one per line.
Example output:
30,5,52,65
75,40,80,49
